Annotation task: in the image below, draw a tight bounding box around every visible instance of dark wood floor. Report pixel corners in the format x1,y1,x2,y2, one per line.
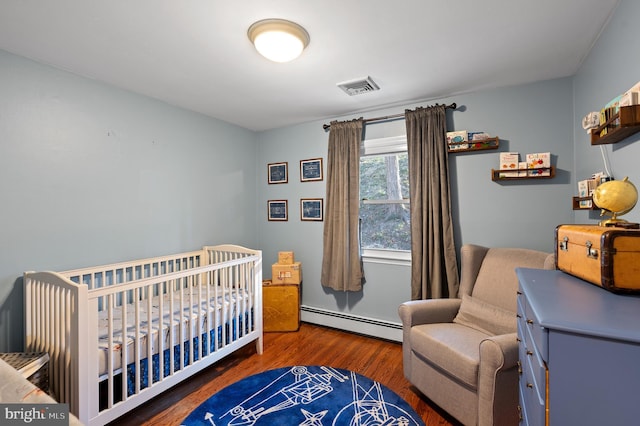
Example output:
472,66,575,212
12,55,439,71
107,323,459,425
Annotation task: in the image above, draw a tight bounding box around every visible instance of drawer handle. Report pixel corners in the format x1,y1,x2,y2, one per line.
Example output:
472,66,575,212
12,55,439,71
517,290,522,295
517,404,522,422
517,361,522,375
526,319,534,325
516,337,521,343
527,382,534,388
526,350,533,356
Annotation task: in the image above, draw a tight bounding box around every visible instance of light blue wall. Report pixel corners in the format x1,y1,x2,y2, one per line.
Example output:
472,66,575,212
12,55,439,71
1,0,637,350
257,77,575,325
0,50,259,351
256,0,640,328
573,0,640,224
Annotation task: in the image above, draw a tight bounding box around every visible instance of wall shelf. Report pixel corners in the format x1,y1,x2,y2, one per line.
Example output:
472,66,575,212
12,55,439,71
447,137,499,153
491,166,555,181
590,105,640,145
572,196,599,210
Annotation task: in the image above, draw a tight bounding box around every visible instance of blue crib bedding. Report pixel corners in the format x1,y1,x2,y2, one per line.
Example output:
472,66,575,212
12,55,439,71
97,286,252,380
98,312,254,408
123,312,252,395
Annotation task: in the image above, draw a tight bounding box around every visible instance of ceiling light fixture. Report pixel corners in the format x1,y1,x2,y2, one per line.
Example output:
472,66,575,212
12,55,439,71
248,19,310,63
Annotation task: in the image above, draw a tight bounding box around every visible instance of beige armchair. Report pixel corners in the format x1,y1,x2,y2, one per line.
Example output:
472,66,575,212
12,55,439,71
398,244,554,426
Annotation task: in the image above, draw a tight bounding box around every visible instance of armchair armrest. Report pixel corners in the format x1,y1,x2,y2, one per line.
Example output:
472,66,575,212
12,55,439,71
478,332,520,426
398,298,462,327
479,332,519,370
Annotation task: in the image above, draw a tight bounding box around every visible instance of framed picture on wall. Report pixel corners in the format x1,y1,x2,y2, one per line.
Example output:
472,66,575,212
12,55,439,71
268,200,288,221
300,198,323,221
300,158,323,182
268,162,288,184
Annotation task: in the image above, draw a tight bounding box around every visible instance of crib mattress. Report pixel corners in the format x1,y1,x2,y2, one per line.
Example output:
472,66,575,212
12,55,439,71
97,286,249,378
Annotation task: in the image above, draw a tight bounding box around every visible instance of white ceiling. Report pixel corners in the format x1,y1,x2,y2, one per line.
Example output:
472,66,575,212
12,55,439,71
0,1,619,132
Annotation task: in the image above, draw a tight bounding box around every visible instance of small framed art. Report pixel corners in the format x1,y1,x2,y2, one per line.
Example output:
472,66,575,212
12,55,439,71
300,198,323,221
268,162,288,184
300,158,323,182
268,200,288,221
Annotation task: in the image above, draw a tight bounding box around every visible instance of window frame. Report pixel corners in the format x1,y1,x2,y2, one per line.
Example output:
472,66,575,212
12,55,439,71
360,135,411,265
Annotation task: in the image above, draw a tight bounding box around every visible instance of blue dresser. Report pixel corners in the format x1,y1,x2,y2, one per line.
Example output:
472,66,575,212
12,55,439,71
516,268,640,425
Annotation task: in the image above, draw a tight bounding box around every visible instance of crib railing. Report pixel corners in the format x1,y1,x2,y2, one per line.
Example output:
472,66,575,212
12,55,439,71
61,249,205,292
24,245,262,426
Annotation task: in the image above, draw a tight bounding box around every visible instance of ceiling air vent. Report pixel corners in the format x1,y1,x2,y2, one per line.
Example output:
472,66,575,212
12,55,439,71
337,76,380,96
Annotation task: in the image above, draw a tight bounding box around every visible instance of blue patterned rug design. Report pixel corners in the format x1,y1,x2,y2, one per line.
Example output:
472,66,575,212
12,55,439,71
182,365,424,425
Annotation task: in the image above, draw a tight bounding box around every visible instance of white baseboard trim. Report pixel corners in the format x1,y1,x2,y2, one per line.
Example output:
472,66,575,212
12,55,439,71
300,305,402,342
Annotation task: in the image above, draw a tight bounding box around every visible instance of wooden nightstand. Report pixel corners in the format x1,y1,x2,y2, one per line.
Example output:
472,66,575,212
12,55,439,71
0,352,50,394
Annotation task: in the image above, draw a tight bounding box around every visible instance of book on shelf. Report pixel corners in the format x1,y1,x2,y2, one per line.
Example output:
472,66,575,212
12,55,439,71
499,152,519,178
577,179,598,208
526,152,550,177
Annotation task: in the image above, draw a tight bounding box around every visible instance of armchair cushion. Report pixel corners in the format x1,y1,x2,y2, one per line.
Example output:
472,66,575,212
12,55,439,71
411,323,490,390
453,294,517,336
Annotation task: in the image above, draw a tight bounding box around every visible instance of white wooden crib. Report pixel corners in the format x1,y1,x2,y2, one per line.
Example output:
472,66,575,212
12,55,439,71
24,244,262,426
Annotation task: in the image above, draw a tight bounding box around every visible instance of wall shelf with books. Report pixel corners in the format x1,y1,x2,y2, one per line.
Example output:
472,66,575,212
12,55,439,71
574,178,600,210
591,105,640,145
490,166,555,181
447,137,500,153
572,196,599,210
494,151,553,182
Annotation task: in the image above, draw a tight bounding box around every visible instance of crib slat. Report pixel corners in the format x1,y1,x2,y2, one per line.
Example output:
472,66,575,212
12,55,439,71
179,276,185,370
187,274,193,366
134,287,141,395
146,284,153,390
51,286,61,402
122,291,129,402
205,274,211,357
169,277,175,377
107,294,114,409
213,269,220,352
158,280,165,383
235,264,242,338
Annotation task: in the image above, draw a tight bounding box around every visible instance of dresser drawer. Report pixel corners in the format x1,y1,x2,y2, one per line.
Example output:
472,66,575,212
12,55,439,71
518,361,545,426
519,383,540,426
518,324,545,406
518,286,549,361
518,385,529,426
524,322,546,400
517,287,548,425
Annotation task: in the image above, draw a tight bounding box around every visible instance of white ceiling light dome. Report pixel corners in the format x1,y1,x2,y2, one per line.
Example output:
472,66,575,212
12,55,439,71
248,19,310,63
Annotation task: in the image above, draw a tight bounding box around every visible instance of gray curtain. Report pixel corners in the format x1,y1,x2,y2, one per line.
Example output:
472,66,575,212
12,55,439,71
321,119,365,292
406,105,459,300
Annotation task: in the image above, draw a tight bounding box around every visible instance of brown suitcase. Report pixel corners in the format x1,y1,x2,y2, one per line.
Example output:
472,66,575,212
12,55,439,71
555,224,640,293
262,280,300,332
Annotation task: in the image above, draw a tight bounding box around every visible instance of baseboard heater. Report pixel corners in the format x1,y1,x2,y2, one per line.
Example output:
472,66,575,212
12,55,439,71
300,305,402,342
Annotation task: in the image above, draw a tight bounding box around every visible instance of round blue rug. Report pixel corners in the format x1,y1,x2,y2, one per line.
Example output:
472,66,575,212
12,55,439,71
182,365,424,425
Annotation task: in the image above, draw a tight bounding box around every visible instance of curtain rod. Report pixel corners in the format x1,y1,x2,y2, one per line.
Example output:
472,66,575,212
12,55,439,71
322,102,457,131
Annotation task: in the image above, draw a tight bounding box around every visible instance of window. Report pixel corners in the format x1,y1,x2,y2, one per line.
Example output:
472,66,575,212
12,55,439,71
360,136,411,263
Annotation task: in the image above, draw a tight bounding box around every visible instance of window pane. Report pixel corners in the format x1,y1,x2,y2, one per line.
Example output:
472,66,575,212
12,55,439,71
360,151,410,251
360,153,408,200
360,203,411,250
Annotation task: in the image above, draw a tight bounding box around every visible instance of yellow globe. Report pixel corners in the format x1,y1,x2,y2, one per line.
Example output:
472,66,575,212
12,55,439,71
592,177,638,225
